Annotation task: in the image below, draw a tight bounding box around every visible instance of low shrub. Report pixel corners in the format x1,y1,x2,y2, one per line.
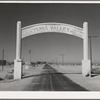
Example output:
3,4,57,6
92,68,100,74
5,74,13,80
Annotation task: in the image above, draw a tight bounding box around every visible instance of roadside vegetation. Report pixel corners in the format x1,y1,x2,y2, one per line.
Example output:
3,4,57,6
0,62,100,81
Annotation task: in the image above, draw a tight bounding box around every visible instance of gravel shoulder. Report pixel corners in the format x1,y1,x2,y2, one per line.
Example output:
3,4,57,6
0,65,44,91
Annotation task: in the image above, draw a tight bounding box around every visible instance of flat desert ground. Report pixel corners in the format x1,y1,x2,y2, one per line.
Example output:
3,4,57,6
0,64,100,91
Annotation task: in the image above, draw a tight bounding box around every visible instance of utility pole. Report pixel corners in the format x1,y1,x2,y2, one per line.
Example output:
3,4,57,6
55,58,59,67
29,50,31,65
60,54,66,65
2,49,4,71
88,36,98,77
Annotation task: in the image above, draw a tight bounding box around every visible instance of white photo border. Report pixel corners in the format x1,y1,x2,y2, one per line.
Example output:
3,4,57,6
0,1,100,99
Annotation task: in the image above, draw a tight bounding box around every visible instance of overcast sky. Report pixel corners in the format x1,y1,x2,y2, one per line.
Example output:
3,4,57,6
0,3,100,63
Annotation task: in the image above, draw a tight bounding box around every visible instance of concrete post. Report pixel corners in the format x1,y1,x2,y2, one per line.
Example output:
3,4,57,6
82,22,91,76
14,21,22,79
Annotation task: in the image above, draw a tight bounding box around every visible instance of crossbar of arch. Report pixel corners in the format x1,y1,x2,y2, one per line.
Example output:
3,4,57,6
22,22,84,39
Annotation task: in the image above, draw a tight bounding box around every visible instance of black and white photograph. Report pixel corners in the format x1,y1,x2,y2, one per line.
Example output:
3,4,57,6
0,1,100,99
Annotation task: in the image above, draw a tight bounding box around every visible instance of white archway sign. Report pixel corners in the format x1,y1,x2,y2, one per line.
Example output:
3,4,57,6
14,21,91,79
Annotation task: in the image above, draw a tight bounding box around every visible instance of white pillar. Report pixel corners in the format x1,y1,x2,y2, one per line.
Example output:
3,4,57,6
16,21,22,60
82,22,91,76
14,21,22,79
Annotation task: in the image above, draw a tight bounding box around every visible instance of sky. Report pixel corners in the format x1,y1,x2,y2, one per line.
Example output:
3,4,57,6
0,3,100,63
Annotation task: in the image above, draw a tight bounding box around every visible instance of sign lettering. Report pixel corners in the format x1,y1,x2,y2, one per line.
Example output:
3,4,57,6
22,23,84,39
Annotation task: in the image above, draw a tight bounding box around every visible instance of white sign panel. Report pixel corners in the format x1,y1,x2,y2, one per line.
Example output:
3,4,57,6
22,23,84,39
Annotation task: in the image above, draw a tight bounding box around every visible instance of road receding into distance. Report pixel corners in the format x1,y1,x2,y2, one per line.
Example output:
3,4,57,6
24,64,87,91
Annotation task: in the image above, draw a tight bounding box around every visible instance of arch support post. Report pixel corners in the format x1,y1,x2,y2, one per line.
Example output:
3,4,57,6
14,21,22,79
82,22,91,77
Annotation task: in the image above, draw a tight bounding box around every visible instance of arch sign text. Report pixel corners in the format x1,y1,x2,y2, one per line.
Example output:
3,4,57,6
22,23,84,39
